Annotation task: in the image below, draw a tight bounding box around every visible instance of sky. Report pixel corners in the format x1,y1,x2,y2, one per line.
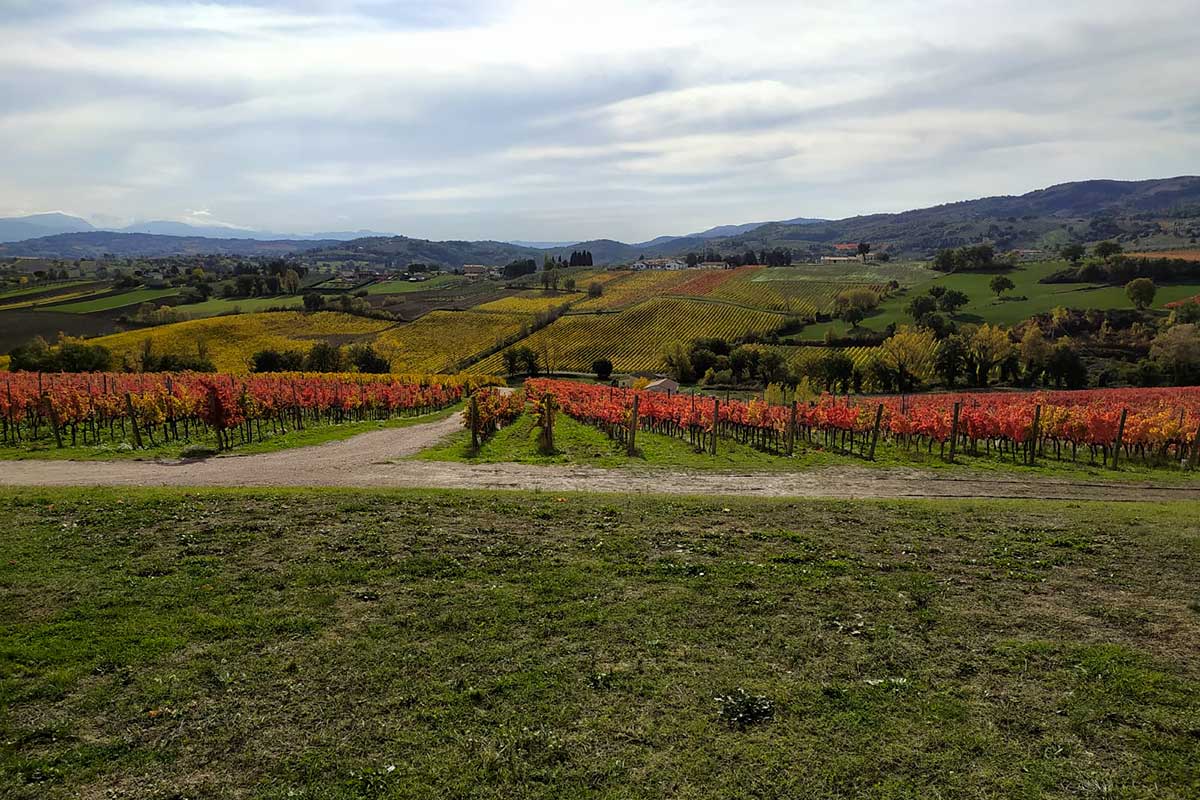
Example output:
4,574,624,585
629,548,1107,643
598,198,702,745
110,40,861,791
1,0,1198,243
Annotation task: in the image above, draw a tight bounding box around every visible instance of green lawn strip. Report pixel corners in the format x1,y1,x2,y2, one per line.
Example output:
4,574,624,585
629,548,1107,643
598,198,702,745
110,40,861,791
176,295,307,319
43,288,181,314
0,281,93,302
366,274,464,294
415,411,1199,483
1,490,1197,797
797,259,1200,340
0,404,461,462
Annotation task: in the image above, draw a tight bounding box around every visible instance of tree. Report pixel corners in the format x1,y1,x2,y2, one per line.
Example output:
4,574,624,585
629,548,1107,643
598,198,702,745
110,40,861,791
1019,325,1052,384
815,349,854,393
934,334,968,388
348,344,390,374
517,346,540,377
251,349,305,373
842,306,866,328
937,289,969,315
969,324,1014,385
906,294,937,321
989,275,1015,298
302,292,325,311
685,252,700,267
662,341,695,383
304,342,344,372
879,326,937,392
1125,277,1156,310
587,282,603,298
1150,323,1200,384
502,349,521,375
283,268,301,295
1061,243,1085,263
591,357,613,381
1046,340,1088,388
857,242,871,259
1094,240,1123,260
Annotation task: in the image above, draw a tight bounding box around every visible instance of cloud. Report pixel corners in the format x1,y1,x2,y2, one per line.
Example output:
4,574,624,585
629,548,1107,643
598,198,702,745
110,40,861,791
0,0,1197,241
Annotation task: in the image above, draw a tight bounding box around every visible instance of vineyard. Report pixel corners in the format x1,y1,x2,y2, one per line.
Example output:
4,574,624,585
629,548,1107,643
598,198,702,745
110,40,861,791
86,312,394,372
0,371,499,452
708,268,884,314
524,378,1200,469
372,310,529,373
475,298,790,373
571,270,702,310
473,291,580,314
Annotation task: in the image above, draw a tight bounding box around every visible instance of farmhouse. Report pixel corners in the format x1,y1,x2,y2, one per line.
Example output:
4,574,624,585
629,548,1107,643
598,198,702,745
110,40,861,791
631,257,687,271
462,264,490,279
644,377,680,394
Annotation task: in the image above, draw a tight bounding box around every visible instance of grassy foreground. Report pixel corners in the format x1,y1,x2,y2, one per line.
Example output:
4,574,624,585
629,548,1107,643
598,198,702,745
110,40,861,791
2,489,1198,798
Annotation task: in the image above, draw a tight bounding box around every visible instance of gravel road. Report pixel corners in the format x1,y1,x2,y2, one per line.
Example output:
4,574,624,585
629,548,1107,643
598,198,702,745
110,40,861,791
1,413,1196,501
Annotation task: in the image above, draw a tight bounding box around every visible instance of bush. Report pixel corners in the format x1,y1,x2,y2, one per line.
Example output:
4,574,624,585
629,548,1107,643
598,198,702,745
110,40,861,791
8,336,113,373
716,688,775,729
251,349,306,373
591,357,613,381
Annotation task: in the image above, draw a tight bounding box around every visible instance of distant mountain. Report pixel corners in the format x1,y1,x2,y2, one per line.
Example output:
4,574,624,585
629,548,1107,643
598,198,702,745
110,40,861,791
685,216,826,239
116,221,395,241
507,240,581,249
0,213,94,242
5,177,1197,262
0,232,338,258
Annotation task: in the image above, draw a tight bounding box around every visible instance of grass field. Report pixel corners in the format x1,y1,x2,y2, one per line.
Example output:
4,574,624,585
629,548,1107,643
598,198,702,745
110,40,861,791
0,280,94,302
475,298,790,373
44,287,180,314
709,268,883,314
175,295,307,318
801,260,1200,340
366,274,463,294
86,311,393,372
2,488,1197,798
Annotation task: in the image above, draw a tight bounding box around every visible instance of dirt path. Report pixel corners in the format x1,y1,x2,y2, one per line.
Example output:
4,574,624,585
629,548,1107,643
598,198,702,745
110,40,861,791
0,413,1197,501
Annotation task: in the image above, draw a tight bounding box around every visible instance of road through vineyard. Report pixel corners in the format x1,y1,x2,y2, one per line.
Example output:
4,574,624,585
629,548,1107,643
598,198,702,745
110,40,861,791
1,413,1197,501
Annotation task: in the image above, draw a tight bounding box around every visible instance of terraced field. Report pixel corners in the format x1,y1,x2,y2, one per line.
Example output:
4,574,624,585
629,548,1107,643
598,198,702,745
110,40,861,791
86,311,393,372
475,297,790,373
373,310,528,372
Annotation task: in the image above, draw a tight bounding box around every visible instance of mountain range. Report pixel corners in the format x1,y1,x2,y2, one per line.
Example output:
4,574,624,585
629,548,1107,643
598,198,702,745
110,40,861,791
2,177,1197,265
0,214,393,244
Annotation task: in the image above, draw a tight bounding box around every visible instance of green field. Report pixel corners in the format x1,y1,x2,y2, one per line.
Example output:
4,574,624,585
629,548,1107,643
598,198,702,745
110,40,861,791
2,488,1197,797
176,294,307,318
0,280,92,301
366,274,463,294
802,260,1200,339
45,287,180,314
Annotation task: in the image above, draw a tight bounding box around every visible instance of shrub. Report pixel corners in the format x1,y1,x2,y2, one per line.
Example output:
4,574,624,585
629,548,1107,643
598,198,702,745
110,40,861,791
716,688,775,729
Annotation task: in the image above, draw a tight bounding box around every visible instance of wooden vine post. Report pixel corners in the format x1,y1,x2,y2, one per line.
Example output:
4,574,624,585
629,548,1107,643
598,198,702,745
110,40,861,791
124,392,143,449
469,395,480,451
1189,421,1200,471
787,401,797,456
946,401,962,463
1027,404,1042,466
705,395,715,453
1112,407,1128,468
868,403,884,461
627,394,639,456
42,393,63,449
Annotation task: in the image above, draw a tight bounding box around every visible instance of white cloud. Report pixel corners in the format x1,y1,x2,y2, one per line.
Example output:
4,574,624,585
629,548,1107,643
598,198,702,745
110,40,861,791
0,0,1197,240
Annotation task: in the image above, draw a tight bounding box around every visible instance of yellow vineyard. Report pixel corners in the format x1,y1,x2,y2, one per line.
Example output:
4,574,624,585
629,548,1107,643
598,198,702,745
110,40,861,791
571,270,702,311
475,298,790,373
373,310,528,373
87,312,393,373
473,290,580,314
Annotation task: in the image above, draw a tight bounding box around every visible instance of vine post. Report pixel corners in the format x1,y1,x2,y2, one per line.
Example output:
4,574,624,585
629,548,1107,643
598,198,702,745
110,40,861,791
1189,421,1200,470
787,400,797,456
947,401,962,462
627,394,639,456
1112,408,1128,469
710,397,719,455
469,395,480,452
124,392,143,449
1027,404,1042,466
868,403,884,461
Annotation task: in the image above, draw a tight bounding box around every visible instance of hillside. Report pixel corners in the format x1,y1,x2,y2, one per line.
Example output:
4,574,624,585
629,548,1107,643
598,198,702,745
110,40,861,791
4,177,1199,263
